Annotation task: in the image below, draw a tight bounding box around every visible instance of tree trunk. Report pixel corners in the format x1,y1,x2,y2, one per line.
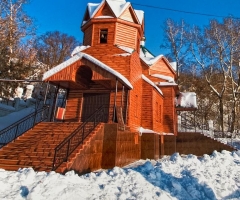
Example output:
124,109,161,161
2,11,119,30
219,97,224,135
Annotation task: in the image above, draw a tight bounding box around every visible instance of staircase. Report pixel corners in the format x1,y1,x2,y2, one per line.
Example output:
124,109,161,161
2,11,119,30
0,122,81,171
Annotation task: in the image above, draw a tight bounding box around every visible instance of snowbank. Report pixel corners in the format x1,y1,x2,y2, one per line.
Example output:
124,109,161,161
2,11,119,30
0,150,240,199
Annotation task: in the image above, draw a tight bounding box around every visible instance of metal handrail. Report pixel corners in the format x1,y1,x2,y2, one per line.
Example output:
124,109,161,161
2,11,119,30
52,105,109,171
0,105,50,148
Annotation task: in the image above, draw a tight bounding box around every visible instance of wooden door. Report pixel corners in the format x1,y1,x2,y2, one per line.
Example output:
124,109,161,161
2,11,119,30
81,93,110,122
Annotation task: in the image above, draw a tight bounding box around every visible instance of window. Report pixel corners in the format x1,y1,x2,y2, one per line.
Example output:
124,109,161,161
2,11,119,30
100,29,108,43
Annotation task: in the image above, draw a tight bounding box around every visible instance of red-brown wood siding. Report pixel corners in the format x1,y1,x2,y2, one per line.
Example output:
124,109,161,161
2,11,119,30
160,87,177,135
142,81,164,132
127,52,142,131
119,7,134,23
92,22,116,46
149,58,176,79
152,89,164,132
64,90,83,121
94,2,115,18
83,26,93,46
115,23,137,50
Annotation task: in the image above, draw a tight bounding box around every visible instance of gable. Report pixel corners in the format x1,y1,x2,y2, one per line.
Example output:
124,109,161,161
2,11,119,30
119,6,139,24
149,58,176,79
94,1,115,18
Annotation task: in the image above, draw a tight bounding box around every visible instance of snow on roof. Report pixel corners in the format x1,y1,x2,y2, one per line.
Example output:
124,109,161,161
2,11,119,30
151,74,175,83
176,92,197,108
140,46,163,66
157,82,178,86
88,2,102,18
134,9,144,24
116,45,134,54
139,127,174,135
107,0,130,17
43,52,133,89
114,53,131,56
71,45,90,57
86,0,143,24
170,62,177,71
95,16,114,19
43,54,83,81
142,74,163,95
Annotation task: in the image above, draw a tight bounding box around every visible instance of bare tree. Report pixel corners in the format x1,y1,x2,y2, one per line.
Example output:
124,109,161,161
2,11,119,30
34,31,80,73
0,0,36,96
162,17,240,133
160,19,190,79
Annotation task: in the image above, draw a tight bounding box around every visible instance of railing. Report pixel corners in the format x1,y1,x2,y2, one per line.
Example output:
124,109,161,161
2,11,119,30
0,106,50,148
52,105,109,171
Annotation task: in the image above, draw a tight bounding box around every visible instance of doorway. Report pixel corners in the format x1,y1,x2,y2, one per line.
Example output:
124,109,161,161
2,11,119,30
81,93,110,122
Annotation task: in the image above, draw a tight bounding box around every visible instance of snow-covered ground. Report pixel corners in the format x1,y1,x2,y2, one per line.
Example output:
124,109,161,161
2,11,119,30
0,150,240,200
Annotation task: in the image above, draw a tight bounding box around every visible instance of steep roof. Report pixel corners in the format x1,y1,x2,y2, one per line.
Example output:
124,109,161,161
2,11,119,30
83,0,144,25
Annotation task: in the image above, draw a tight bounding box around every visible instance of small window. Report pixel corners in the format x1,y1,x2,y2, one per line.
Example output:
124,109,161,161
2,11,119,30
100,29,108,43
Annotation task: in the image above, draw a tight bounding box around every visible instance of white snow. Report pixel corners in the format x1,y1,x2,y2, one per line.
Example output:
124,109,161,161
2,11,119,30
157,82,178,86
139,127,174,136
170,62,177,71
140,47,163,66
42,52,133,89
134,9,144,24
87,3,101,18
176,92,198,108
116,45,134,54
113,53,131,56
0,150,240,199
151,74,175,83
85,0,144,24
107,0,130,18
0,106,35,130
71,45,90,57
142,74,163,95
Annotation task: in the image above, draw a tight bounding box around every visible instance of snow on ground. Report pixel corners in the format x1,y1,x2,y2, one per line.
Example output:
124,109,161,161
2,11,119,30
0,150,240,200
0,106,35,130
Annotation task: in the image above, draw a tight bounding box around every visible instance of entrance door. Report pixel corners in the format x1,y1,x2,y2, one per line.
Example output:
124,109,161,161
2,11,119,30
81,93,110,122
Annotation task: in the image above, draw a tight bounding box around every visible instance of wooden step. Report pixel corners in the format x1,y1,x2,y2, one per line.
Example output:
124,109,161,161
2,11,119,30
0,151,55,158
0,159,53,166
0,164,33,171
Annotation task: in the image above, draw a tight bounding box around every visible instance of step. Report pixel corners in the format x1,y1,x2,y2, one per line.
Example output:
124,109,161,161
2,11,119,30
0,159,53,166
0,151,55,158
17,134,70,141
0,154,54,161
0,164,33,171
7,139,65,147
1,148,55,154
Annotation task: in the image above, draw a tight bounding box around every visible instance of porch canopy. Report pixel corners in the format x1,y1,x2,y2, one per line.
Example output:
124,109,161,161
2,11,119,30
42,52,133,90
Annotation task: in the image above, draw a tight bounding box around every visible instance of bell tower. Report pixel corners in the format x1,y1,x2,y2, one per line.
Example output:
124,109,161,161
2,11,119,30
81,0,144,53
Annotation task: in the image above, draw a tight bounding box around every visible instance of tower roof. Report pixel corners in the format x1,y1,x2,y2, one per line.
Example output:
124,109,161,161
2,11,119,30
82,0,144,26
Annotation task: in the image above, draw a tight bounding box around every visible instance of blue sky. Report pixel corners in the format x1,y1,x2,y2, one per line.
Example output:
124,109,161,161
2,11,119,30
25,0,240,56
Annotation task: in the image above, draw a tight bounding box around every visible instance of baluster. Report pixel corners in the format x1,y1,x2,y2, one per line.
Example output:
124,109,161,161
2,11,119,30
65,140,70,162
14,124,19,142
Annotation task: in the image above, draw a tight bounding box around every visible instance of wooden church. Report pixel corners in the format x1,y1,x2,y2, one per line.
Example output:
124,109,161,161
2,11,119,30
2,0,218,174
43,0,178,134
